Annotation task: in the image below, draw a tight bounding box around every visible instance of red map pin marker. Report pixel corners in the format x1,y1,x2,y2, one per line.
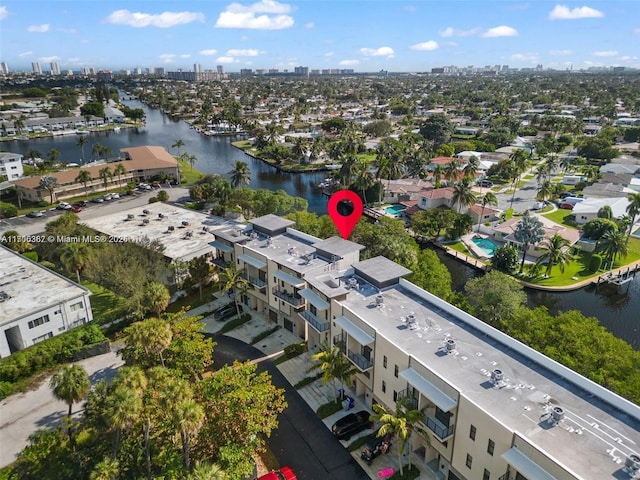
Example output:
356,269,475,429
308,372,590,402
328,190,363,239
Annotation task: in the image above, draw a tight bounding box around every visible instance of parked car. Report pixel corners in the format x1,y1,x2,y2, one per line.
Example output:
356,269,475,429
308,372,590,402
257,466,296,480
331,410,373,440
360,431,392,465
214,303,242,322
110,192,120,199
530,201,545,211
77,200,90,207
71,205,82,213
478,180,493,188
56,202,72,210
103,193,114,201
559,192,576,199
91,197,105,203
559,202,574,210
26,210,45,218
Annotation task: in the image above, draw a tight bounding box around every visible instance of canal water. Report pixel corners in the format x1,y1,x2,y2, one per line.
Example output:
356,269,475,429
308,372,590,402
3,100,638,349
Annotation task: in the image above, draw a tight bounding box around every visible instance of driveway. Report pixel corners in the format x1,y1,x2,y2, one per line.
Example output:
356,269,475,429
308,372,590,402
209,334,370,480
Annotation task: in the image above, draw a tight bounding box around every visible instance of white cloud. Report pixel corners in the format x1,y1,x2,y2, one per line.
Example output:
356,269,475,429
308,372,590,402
180,54,191,58
620,55,638,61
217,56,238,64
360,46,394,58
482,25,518,37
511,53,539,62
439,27,479,37
38,55,60,62
18,51,33,57
410,41,439,51
227,48,260,56
548,5,604,20
215,0,294,30
0,6,8,20
593,50,618,57
199,49,218,56
57,28,77,33
67,57,81,63
550,49,573,56
634,27,640,35
324,52,334,57
106,9,204,28
28,24,50,32
159,53,176,63
339,59,359,66
305,22,314,29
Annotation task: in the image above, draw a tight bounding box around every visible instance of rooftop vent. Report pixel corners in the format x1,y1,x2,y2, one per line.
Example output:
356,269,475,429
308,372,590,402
250,232,258,240
491,369,503,384
375,294,384,306
625,454,640,473
348,277,358,289
127,214,135,220
446,339,456,352
287,246,295,255
266,236,273,246
551,406,565,423
158,213,164,219
168,226,175,232
182,221,190,226
143,209,150,215
142,218,150,225
185,231,193,238
202,226,208,232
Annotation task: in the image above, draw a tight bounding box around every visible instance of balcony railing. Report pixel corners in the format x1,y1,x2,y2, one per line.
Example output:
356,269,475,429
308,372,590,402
396,389,418,410
241,272,266,288
272,288,304,307
299,310,330,332
424,415,455,441
347,349,373,371
333,334,346,353
497,473,510,480
212,257,230,268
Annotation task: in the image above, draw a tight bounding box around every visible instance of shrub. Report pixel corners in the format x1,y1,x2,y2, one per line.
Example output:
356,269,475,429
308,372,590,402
39,260,56,269
157,190,169,202
293,373,322,389
251,326,281,344
148,196,159,203
590,254,603,272
316,399,343,419
37,200,49,208
0,381,15,399
0,201,18,218
22,251,38,262
284,342,306,357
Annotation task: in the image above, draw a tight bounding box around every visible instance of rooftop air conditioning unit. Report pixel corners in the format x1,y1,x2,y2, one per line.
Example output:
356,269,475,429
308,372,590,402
491,369,503,384
446,339,456,352
551,406,565,423
182,221,190,226
143,219,150,224
375,294,384,305
168,226,175,231
625,454,640,474
143,209,150,215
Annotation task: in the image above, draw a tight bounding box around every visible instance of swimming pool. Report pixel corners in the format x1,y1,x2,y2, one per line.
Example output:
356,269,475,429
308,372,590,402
385,205,406,216
472,237,499,256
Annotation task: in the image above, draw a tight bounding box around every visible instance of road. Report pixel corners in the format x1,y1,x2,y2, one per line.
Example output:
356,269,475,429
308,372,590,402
0,186,191,237
0,349,124,468
210,334,370,480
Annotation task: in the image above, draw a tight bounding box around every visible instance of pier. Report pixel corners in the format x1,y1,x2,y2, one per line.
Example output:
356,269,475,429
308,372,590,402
596,264,640,287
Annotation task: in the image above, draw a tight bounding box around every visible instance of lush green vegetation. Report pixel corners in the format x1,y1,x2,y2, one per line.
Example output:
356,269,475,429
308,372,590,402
218,313,253,334
251,326,281,344
316,399,344,419
293,373,323,389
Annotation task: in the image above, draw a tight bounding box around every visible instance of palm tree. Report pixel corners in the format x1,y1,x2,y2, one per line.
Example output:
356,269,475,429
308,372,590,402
145,282,170,317
514,214,545,273
90,458,120,480
509,149,528,208
189,462,227,480
99,166,113,190
107,385,142,458
173,399,205,471
75,169,92,198
625,192,640,243
353,158,374,205
39,175,59,204
432,164,444,188
338,153,358,186
60,242,91,283
92,142,105,160
477,191,498,232
172,139,185,156
444,158,461,184
77,135,88,164
535,234,573,277
47,148,61,165
598,230,629,270
597,205,613,219
113,163,127,186
229,161,250,188
181,151,197,171
463,155,480,180
370,399,429,476
452,179,477,213
308,341,357,403
221,265,249,317
50,365,91,437
536,180,554,203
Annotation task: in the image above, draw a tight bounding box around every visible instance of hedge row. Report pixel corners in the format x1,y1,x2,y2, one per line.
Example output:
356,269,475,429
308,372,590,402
0,324,106,385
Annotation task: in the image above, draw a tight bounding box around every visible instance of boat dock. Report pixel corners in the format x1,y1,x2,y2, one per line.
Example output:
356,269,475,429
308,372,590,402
596,264,640,287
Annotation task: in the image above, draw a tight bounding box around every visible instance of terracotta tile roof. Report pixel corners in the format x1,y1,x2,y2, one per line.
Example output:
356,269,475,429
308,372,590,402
419,187,455,199
430,156,455,165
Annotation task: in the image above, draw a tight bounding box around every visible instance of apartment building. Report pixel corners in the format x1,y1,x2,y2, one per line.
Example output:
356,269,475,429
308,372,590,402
207,214,640,480
0,246,94,358
0,152,24,180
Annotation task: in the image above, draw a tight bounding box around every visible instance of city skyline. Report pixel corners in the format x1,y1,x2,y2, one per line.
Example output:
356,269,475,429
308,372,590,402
0,0,638,72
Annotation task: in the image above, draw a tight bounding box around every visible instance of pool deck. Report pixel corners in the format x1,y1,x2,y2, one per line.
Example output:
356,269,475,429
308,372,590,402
460,233,496,260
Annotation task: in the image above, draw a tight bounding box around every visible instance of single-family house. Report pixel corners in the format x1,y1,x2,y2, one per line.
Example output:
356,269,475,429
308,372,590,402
572,197,631,225
416,187,455,210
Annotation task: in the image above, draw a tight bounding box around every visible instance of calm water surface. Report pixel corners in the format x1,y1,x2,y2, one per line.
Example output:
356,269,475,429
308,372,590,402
5,101,638,348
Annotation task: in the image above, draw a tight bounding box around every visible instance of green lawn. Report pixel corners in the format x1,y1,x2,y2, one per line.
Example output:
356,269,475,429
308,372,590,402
82,281,128,324
176,157,204,184
542,209,578,228
166,284,218,314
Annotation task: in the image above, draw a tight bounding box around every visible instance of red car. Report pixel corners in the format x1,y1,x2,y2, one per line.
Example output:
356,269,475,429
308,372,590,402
559,203,574,210
257,466,296,480
71,205,82,213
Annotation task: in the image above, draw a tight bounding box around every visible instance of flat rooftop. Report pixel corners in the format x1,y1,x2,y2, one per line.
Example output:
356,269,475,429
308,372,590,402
339,276,640,480
0,246,89,326
83,203,242,261
242,229,330,274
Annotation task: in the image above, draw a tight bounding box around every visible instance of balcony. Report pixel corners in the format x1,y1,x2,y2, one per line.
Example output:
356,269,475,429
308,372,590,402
241,272,266,288
212,257,230,268
272,288,304,307
333,334,346,353
299,310,330,332
347,349,373,371
424,415,454,441
397,389,418,410
497,473,510,480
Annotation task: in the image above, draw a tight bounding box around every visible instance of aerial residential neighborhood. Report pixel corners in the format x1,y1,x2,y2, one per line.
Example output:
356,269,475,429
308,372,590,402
1,1,640,479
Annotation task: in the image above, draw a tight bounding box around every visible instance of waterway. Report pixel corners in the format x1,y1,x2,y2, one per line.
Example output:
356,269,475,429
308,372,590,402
3,100,638,349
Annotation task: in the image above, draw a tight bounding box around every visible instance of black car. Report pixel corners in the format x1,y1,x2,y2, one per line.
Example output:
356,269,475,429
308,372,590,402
331,410,372,440
360,431,392,465
214,303,243,322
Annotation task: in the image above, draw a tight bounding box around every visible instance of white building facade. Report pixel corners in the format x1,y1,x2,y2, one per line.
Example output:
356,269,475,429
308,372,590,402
0,152,24,180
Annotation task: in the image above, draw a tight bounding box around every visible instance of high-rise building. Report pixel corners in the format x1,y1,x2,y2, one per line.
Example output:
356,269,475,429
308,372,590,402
32,62,42,75
0,62,8,74
194,63,201,73
216,64,224,75
134,66,142,75
50,62,61,75
294,66,309,76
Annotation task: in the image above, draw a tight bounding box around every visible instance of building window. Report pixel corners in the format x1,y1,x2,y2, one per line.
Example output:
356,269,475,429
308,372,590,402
483,468,491,480
469,424,476,441
465,454,472,469
487,439,495,456
28,315,50,329
70,301,83,312
32,332,53,344
394,364,399,378
382,381,386,393
383,356,387,368
393,390,398,402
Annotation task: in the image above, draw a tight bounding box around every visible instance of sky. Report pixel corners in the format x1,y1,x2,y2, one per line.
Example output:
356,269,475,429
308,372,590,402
0,1,638,73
